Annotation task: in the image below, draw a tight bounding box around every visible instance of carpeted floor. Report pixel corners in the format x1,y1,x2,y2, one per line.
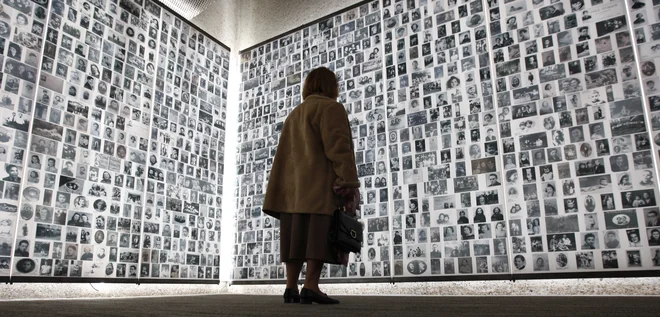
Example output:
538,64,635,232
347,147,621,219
0,294,657,316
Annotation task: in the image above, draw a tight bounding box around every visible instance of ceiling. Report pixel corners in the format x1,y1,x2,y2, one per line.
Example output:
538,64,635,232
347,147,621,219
160,0,215,20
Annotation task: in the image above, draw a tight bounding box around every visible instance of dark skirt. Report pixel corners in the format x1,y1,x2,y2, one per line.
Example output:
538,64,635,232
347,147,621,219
279,212,339,265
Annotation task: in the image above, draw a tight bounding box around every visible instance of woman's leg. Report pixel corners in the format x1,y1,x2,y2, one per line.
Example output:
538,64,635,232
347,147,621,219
285,260,303,289
303,259,324,293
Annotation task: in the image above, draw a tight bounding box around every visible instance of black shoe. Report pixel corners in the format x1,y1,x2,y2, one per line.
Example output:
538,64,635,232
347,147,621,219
299,288,340,305
283,288,300,303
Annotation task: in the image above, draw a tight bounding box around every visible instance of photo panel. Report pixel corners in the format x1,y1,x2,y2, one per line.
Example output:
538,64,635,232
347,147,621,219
0,0,48,277
234,1,390,280
17,0,156,279
488,0,660,273
145,10,228,280
383,0,507,278
627,0,660,270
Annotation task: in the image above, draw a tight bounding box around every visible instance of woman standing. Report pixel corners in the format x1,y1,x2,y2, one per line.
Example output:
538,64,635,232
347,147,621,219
262,67,360,305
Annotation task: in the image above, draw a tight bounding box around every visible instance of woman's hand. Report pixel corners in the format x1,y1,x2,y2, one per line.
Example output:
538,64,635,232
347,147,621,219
333,186,357,199
333,186,360,216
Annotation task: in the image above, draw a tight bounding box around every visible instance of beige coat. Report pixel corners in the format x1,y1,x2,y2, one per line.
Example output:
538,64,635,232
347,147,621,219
262,95,360,219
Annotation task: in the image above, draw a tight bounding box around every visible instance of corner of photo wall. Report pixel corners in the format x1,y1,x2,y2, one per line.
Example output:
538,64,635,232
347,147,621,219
219,48,242,283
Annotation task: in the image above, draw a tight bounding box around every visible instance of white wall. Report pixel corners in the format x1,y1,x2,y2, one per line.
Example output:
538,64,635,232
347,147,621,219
192,0,364,51
189,0,240,50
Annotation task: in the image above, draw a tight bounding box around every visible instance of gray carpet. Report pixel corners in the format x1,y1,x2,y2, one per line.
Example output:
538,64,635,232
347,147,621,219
0,294,657,316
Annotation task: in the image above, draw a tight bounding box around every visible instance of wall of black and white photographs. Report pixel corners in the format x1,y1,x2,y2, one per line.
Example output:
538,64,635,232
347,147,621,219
382,0,506,277
146,8,229,280
232,1,391,279
234,0,660,282
5,0,658,283
489,0,660,273
0,0,229,280
628,0,660,270
235,1,389,280
0,0,49,276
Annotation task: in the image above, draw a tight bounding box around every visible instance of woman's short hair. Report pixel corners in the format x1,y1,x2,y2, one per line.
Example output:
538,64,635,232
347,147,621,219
302,67,339,99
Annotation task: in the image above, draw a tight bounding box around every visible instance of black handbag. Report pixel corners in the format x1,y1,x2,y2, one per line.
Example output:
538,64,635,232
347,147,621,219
328,206,363,253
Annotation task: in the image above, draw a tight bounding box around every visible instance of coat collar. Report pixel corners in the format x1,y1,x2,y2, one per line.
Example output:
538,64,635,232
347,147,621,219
304,94,334,101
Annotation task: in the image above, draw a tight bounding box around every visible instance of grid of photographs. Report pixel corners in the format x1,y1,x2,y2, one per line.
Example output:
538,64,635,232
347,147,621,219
2,0,658,283
3,0,229,280
489,0,660,272
144,9,228,280
233,0,660,282
235,1,390,280
628,0,660,268
0,0,48,276
11,0,161,278
383,0,508,277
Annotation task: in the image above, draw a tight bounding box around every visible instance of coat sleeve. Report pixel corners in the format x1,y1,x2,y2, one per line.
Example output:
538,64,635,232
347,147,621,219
319,102,360,188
